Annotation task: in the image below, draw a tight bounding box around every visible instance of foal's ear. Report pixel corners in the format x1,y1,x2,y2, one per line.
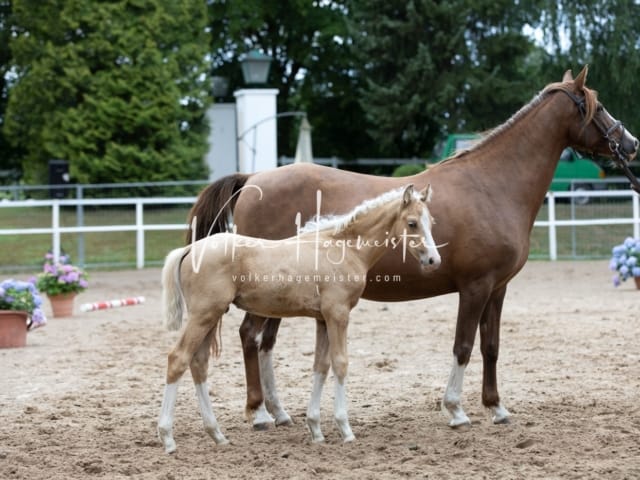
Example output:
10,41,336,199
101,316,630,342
403,184,415,206
419,184,432,203
573,65,588,90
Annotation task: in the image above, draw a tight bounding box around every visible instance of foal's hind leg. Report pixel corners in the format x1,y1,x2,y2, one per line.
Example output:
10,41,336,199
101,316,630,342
158,314,218,453
190,330,229,445
479,285,511,424
306,319,331,442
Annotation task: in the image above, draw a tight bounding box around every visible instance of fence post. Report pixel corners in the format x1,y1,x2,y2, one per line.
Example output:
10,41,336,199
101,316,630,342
136,200,144,269
52,201,61,263
548,193,557,261
633,192,640,240
76,185,85,266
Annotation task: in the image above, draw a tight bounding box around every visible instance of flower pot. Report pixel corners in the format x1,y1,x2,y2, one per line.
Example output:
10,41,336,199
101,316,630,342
0,310,28,348
48,293,77,318
635,277,640,290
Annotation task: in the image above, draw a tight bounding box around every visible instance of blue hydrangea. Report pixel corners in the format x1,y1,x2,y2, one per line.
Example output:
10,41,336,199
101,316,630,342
610,237,640,287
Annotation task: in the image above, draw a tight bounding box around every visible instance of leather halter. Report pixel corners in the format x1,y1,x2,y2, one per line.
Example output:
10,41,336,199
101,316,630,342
559,89,640,193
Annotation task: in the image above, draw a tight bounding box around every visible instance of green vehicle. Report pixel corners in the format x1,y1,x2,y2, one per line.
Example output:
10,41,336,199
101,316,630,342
434,133,605,204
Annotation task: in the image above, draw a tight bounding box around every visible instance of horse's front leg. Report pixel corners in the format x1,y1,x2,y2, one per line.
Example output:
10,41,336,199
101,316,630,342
306,319,331,442
323,307,355,442
479,285,511,424
442,287,490,428
191,330,228,445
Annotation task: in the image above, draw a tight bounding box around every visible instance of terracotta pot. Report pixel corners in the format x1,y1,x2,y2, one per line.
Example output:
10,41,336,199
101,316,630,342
0,310,28,348
48,293,77,318
635,277,640,290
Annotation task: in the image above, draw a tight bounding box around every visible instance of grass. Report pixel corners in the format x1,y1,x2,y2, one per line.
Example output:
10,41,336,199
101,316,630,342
0,199,635,273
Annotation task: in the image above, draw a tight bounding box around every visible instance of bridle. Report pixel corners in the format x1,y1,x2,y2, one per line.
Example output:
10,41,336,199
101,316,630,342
560,89,640,194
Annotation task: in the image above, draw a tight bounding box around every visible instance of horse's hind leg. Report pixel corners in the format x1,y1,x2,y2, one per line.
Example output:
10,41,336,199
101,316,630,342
158,314,217,453
479,285,511,424
240,314,292,429
306,319,331,442
190,329,229,445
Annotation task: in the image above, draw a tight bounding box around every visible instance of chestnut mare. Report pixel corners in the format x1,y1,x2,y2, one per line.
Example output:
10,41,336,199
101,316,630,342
158,185,440,452
187,67,639,431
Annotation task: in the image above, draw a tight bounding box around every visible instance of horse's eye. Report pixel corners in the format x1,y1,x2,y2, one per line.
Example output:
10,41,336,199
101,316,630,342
408,220,417,229
596,104,603,112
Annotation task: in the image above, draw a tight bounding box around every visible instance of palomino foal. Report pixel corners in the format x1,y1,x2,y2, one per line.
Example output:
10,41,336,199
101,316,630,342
157,184,440,453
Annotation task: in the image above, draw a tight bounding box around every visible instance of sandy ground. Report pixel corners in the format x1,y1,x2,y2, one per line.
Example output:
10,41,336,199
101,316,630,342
1,260,640,479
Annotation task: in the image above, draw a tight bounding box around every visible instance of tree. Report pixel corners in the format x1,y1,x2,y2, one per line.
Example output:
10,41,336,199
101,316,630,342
0,0,23,181
533,0,640,139
208,0,378,159
4,0,210,184
349,0,545,157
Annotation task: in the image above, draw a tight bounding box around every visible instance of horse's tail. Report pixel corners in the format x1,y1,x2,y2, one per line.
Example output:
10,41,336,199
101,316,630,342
186,173,252,244
161,246,189,331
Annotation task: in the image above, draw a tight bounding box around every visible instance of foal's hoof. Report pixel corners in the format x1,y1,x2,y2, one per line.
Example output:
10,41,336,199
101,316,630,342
158,428,177,454
448,418,472,430
253,421,272,431
275,417,294,428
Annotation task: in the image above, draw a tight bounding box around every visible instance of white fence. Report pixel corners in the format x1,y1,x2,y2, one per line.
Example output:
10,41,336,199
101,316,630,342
1,190,639,269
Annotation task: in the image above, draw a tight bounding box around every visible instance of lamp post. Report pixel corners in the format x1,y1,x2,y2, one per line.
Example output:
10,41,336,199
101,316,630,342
234,51,279,173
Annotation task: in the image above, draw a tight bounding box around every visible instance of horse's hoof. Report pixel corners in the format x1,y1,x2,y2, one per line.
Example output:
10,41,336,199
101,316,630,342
493,416,510,425
253,422,272,431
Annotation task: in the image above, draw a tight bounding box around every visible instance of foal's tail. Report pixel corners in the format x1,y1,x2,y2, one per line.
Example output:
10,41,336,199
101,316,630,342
161,247,188,331
185,173,252,244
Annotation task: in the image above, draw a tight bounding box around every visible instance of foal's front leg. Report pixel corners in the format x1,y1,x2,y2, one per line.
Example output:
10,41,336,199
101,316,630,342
324,307,355,442
306,319,331,442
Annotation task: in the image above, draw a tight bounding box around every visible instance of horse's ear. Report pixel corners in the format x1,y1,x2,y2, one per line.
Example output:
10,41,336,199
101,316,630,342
403,184,414,206
562,69,573,82
574,65,588,90
420,184,433,203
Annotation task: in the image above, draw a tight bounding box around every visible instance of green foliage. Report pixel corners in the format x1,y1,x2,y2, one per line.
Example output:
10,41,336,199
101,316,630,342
4,0,210,184
208,0,378,159
391,163,426,177
350,0,544,157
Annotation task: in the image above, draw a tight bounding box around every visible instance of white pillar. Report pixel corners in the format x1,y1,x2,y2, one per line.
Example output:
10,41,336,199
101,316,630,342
205,103,238,181
234,88,279,173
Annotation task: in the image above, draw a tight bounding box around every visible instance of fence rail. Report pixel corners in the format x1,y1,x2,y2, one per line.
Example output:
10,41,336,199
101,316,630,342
1,189,639,271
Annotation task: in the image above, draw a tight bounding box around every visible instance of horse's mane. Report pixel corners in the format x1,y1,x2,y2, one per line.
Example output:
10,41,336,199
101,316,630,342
299,186,415,235
441,80,598,163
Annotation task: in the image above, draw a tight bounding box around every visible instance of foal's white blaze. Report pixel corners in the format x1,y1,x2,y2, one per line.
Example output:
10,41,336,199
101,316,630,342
258,349,293,426
442,356,471,427
158,383,178,454
306,372,327,442
194,383,228,445
419,210,441,268
334,379,355,442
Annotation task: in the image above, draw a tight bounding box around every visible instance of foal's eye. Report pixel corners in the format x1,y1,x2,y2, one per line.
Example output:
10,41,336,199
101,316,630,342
408,220,417,229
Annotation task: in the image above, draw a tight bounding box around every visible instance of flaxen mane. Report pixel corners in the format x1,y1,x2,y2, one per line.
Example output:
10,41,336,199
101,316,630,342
299,186,412,235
